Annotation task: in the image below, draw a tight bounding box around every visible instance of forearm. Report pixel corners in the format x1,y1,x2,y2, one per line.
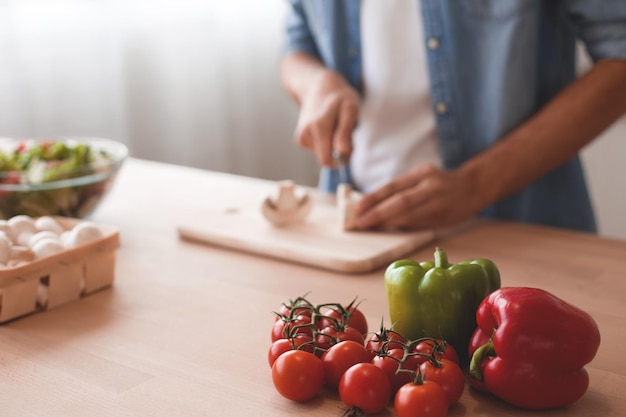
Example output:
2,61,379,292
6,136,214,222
460,59,626,209
280,52,360,163
280,52,328,105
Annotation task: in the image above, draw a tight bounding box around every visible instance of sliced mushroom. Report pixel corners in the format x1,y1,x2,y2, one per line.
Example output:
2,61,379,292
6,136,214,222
262,180,313,227
337,183,358,231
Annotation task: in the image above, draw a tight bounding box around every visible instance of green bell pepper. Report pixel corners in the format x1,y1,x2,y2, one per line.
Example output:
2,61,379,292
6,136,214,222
384,247,500,357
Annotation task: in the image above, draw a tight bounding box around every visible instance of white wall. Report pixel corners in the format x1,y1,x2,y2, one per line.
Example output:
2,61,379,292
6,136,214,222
578,47,626,240
0,1,624,239
582,118,626,239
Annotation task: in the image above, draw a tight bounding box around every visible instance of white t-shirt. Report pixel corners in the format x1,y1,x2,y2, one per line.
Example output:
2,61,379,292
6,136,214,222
351,0,442,193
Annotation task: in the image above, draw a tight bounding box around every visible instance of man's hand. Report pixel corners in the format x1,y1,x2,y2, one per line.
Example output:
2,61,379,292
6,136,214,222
354,164,483,231
281,52,359,166
294,71,359,166
355,60,626,232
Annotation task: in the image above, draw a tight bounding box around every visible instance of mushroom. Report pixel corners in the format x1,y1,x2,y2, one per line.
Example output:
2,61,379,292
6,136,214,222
34,216,65,235
7,215,37,245
337,183,358,231
32,238,65,259
29,231,61,248
261,180,313,227
10,245,35,263
64,221,103,247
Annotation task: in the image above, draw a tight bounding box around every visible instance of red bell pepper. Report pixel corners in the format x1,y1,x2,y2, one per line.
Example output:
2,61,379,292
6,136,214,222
468,287,600,409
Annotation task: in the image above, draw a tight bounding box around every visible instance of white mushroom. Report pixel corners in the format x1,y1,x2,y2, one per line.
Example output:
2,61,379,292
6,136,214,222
32,238,65,259
37,282,49,308
35,216,65,235
261,180,313,227
17,231,35,246
7,215,37,244
29,231,62,248
337,183,358,231
60,230,73,247
10,245,35,262
0,220,8,234
65,222,103,247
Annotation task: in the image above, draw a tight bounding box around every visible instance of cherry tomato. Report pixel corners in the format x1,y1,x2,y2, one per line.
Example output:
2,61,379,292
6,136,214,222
267,334,314,367
344,306,368,336
319,305,368,336
413,339,460,365
316,325,365,351
420,359,466,406
371,348,421,394
322,340,371,389
366,330,407,358
271,350,325,402
394,380,448,417
271,314,313,342
339,363,391,415
274,303,313,321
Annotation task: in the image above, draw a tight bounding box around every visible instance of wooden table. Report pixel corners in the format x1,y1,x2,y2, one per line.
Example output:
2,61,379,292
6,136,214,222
0,158,624,416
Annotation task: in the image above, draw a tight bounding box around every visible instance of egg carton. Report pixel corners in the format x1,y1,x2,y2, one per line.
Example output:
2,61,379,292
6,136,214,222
0,217,120,323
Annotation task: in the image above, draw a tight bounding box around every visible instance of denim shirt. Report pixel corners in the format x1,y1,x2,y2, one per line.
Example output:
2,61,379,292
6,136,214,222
283,0,626,232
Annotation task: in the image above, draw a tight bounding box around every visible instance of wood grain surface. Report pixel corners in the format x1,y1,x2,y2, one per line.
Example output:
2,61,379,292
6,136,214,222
0,158,623,417
177,191,434,273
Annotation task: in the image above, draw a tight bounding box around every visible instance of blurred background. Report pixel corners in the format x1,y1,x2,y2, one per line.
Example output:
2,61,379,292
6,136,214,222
0,0,624,239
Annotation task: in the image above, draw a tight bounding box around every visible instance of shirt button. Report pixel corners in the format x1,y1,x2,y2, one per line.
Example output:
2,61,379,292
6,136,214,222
435,102,448,115
427,37,440,50
348,46,358,57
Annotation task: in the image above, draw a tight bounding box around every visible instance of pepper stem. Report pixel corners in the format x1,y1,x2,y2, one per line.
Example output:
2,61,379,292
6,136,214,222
468,339,497,382
434,247,449,269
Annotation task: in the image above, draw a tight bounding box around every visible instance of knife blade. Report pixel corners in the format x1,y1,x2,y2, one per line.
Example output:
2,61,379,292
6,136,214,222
332,150,350,185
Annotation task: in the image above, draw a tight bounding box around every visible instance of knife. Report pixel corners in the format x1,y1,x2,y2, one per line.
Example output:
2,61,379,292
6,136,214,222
332,150,350,185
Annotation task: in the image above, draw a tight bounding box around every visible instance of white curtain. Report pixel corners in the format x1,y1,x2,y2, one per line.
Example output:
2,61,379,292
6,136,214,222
0,0,318,185
2,0,625,238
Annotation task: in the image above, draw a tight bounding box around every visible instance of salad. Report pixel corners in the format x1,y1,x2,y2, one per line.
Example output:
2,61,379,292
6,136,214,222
0,138,126,219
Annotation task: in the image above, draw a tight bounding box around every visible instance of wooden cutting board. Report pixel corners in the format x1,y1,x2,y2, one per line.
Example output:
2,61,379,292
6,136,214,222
177,192,434,274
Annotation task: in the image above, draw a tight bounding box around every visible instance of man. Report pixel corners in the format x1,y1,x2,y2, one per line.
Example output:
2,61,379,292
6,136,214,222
280,0,626,232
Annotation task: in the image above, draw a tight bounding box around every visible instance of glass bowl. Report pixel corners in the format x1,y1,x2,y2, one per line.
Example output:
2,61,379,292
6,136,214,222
0,137,128,219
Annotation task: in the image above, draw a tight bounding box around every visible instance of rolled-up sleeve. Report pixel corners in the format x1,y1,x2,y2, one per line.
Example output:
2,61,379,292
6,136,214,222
566,0,626,61
283,0,320,58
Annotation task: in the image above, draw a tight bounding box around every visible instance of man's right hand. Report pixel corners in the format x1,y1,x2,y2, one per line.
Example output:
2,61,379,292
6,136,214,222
281,53,360,166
